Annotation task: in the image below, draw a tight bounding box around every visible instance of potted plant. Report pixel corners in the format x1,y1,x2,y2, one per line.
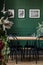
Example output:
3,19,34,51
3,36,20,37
36,22,43,37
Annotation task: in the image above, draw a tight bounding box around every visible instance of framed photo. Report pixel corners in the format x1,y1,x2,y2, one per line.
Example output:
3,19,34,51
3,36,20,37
18,9,25,18
29,9,40,18
8,9,14,18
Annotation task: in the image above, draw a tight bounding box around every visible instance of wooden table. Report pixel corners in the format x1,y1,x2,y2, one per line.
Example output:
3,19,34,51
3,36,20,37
8,36,43,40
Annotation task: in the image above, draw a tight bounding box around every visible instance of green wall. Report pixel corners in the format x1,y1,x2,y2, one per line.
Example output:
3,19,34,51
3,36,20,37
5,0,43,36
0,0,4,18
0,0,43,47
0,0,4,11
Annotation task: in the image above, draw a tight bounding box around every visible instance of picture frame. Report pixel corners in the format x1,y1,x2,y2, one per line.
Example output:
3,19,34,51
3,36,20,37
18,9,25,18
8,9,14,18
29,9,40,18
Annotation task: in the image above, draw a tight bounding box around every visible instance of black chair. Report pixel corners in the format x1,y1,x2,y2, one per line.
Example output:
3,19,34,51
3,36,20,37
35,38,43,63
15,40,23,64
32,40,39,63
8,40,17,60
8,40,23,64
23,40,32,60
23,40,39,63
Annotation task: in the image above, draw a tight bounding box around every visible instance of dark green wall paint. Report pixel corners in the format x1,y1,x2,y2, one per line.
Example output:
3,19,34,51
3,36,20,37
5,0,43,36
0,0,4,11
0,0,4,18
0,0,43,46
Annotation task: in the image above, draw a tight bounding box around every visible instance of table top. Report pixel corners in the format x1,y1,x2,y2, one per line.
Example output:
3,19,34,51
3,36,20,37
8,36,43,40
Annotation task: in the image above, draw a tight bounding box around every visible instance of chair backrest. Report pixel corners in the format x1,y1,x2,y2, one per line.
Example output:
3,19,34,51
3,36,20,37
24,40,30,47
8,40,17,48
33,40,38,48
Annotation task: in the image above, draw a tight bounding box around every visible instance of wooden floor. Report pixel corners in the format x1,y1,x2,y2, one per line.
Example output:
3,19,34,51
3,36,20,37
7,56,43,65
7,61,43,65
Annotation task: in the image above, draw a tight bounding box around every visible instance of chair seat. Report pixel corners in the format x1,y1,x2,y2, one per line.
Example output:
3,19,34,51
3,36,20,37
24,45,35,48
37,47,43,50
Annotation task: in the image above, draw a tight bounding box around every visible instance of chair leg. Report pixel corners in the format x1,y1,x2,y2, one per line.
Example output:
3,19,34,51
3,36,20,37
32,49,35,59
27,48,28,55
29,49,31,61
10,51,13,60
15,51,17,64
21,51,22,61
21,49,23,61
37,51,39,60
23,48,25,59
21,49,22,61
26,48,28,59
35,51,38,64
